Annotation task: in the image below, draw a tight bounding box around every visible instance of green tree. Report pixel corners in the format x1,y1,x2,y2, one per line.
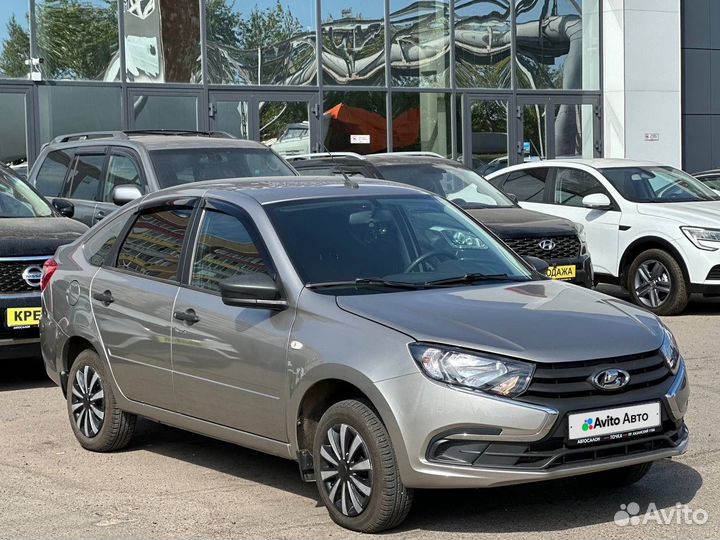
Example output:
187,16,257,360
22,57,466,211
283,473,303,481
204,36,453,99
0,15,30,78
237,1,302,50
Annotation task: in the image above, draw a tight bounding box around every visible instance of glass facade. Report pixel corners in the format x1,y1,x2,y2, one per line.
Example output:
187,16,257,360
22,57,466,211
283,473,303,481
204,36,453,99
0,0,602,168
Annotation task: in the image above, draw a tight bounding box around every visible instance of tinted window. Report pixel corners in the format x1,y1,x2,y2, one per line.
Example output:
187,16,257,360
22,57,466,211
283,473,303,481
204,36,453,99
66,154,105,200
84,210,132,267
117,207,193,281
35,150,72,196
103,155,144,202
503,169,548,202
553,168,607,207
192,210,269,293
601,166,720,203
0,169,53,218
150,148,295,189
700,175,720,191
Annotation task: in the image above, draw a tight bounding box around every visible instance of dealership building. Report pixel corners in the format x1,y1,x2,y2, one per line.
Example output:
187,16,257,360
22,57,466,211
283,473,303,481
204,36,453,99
0,1,711,173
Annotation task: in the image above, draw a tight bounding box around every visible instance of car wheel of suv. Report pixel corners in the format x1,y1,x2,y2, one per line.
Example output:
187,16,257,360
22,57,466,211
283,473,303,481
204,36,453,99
628,249,689,315
67,349,136,452
313,399,413,533
588,462,653,488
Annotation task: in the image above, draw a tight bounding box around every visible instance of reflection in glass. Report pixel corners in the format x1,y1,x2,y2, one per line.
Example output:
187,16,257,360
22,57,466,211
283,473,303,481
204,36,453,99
206,0,316,85
261,101,311,157
124,0,201,83
39,85,121,144
213,100,250,139
34,0,118,81
454,0,511,88
515,0,599,90
469,100,509,175
321,3,385,85
390,0,450,87
324,91,387,154
0,93,27,164
132,94,198,131
0,3,30,79
554,103,594,158
392,93,451,156
522,104,545,159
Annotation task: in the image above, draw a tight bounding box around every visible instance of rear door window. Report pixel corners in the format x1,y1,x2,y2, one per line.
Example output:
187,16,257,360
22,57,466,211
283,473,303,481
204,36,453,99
65,154,106,201
34,150,73,197
502,168,549,203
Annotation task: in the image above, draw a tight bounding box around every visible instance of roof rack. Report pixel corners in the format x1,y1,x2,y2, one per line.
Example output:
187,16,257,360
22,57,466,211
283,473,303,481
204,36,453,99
286,152,366,161
51,129,235,144
370,151,445,159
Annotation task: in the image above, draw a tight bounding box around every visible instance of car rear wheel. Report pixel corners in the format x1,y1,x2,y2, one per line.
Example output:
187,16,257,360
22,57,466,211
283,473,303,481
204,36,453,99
628,249,689,315
67,349,136,452
313,399,413,533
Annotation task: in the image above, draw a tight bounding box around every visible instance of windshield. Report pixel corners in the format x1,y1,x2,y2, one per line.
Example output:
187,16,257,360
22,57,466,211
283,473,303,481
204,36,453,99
601,166,720,203
150,147,296,189
0,168,54,218
265,194,533,294
374,163,515,208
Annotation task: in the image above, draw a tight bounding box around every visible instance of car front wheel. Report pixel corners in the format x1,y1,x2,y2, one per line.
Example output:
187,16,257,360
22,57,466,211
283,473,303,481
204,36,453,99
313,399,413,533
628,249,689,315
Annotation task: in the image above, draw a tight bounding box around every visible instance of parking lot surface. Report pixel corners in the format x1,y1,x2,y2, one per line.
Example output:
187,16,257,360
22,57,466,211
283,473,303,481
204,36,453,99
1,287,718,539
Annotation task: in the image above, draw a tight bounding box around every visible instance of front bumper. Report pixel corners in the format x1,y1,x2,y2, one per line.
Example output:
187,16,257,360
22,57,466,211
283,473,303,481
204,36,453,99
0,292,41,359
376,360,689,489
545,253,593,288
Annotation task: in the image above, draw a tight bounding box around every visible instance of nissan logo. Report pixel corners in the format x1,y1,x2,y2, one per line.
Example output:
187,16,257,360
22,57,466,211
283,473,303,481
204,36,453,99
591,368,631,391
22,265,43,288
538,239,556,251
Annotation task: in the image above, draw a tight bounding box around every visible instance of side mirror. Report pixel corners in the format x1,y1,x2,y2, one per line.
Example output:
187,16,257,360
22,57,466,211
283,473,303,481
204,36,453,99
219,274,287,310
52,198,74,218
582,192,612,210
112,185,142,206
523,255,549,275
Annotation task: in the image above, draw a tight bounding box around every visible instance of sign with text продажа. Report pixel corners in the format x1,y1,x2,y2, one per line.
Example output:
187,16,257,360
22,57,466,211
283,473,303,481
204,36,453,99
350,134,371,144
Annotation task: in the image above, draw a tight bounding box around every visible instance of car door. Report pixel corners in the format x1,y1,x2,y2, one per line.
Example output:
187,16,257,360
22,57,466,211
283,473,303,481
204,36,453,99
171,198,291,441
547,167,621,275
63,148,108,226
90,199,197,409
95,150,147,225
498,167,550,212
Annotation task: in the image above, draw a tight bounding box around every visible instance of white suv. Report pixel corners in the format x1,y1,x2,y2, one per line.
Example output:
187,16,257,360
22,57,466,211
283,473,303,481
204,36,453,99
487,159,720,315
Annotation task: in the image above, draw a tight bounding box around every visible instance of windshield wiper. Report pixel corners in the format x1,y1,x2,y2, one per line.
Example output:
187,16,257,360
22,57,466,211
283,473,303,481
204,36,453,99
424,273,525,286
306,278,423,290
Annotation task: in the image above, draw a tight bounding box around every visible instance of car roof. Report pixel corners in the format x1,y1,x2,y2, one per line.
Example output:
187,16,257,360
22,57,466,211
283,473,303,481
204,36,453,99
363,154,463,167
44,134,271,152
693,169,720,176
486,158,663,176
141,176,428,205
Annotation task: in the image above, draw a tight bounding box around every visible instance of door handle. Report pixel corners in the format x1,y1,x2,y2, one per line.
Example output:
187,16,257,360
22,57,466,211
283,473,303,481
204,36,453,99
92,290,114,306
173,308,199,324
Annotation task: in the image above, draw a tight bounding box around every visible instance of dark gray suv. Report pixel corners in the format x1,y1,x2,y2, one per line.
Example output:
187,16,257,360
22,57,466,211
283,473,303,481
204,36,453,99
29,130,296,226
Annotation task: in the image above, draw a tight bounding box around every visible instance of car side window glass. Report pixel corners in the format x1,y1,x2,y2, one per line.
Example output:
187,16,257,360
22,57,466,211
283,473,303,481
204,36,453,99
84,210,132,267
554,168,606,207
191,209,269,293
66,154,105,201
503,168,548,202
104,155,144,202
117,206,194,281
34,150,72,197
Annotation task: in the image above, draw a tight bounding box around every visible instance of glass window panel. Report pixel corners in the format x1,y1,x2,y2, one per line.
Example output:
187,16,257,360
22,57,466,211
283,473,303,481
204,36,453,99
206,0,316,85
469,99,509,175
103,155,145,202
35,149,72,197
124,0,201,83
392,93,451,156
85,209,133,266
390,0,450,87
67,154,104,200
261,101,311,157
131,94,198,131
522,103,546,159
515,0,599,90
39,85,122,144
454,0,511,88
503,168,548,202
324,91,387,154
0,2,30,79
35,0,119,81
213,100,250,139
321,2,385,86
553,167,605,206
554,103,594,159
0,93,28,164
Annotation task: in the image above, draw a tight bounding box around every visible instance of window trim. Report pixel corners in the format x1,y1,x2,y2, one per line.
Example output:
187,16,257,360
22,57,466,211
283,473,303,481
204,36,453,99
62,148,109,202
101,148,147,204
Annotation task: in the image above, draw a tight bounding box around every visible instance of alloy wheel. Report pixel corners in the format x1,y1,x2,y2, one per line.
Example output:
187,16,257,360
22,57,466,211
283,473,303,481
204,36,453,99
319,423,373,517
70,365,105,438
634,259,672,308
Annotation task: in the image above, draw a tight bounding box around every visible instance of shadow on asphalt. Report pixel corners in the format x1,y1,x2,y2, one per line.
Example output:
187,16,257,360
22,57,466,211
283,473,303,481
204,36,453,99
1,357,55,391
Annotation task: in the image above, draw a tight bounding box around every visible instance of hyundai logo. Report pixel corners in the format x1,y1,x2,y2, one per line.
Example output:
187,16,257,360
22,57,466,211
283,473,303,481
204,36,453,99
21,265,43,288
538,239,556,251
591,368,631,391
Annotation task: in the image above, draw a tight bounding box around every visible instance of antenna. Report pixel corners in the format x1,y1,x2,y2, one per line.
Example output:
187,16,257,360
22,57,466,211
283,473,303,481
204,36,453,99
319,141,359,189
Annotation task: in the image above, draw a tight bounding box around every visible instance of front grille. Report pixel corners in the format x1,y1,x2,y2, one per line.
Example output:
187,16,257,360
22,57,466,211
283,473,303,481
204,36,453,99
525,351,671,399
707,265,720,280
0,259,47,293
503,235,581,259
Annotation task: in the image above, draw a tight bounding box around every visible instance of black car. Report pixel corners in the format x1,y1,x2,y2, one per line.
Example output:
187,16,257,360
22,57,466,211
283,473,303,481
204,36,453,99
0,165,86,359
288,153,593,287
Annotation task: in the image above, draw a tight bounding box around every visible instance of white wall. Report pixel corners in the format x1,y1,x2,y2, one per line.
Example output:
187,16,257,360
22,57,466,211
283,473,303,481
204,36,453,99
602,0,682,167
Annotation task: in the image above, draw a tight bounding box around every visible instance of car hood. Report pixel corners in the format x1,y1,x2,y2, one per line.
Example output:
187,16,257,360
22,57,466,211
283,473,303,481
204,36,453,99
0,217,87,257
336,280,663,363
636,200,720,226
463,206,577,238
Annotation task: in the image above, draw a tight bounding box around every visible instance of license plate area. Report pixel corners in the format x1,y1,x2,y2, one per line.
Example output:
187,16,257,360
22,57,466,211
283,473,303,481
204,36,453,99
568,402,661,445
547,264,576,280
6,307,42,328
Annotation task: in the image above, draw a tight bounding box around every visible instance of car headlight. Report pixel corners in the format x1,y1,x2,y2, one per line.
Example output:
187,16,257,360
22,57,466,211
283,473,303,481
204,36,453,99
409,343,534,398
659,325,681,374
681,226,720,251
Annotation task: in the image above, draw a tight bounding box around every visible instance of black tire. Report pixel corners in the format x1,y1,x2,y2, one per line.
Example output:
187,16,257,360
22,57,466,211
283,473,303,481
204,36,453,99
66,349,136,452
588,461,653,488
313,399,413,533
627,248,689,315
